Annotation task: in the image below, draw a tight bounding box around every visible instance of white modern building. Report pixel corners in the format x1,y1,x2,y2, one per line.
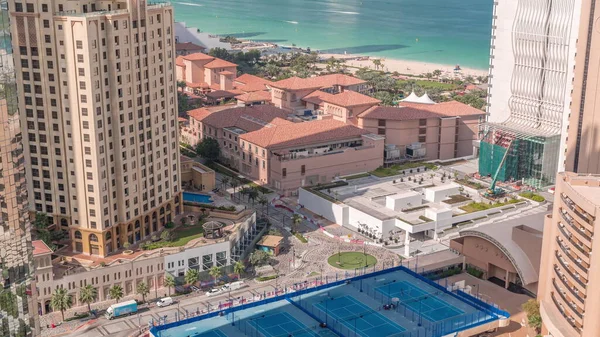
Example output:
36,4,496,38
481,0,582,187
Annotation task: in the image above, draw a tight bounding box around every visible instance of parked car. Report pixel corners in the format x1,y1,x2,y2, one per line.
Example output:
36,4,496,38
191,285,200,292
221,281,245,293
206,288,223,297
156,297,173,307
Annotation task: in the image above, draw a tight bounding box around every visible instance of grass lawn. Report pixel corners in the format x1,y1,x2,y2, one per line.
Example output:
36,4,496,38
342,173,371,180
459,199,520,213
327,252,377,270
370,162,438,177
170,225,205,247
397,79,459,91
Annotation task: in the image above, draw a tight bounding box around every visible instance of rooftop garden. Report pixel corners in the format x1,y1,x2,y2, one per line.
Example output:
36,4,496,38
519,191,545,202
342,173,371,180
443,194,472,205
459,198,520,213
370,162,438,177
141,221,209,250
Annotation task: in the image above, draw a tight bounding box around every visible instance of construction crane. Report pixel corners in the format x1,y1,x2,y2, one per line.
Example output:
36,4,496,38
484,139,514,198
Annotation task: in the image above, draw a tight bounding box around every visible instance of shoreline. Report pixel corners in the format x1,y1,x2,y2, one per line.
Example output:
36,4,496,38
175,21,489,79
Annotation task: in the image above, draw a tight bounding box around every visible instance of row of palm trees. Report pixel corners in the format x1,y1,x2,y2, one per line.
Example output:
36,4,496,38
49,261,246,321
219,177,269,214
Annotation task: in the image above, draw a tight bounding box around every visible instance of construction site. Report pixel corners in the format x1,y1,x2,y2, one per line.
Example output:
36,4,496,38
478,127,561,191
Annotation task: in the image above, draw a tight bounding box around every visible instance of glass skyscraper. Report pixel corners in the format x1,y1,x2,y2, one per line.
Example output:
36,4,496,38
0,1,37,335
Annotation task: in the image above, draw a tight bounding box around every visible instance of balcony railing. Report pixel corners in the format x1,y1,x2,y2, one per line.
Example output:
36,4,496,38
554,285,583,318
557,226,590,258
551,293,583,334
561,193,593,225
553,276,584,304
560,210,592,242
555,252,587,288
554,265,586,299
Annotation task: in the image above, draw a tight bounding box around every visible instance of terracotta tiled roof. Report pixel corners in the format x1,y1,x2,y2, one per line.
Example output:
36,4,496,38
32,240,52,256
206,90,238,99
181,52,215,61
199,105,292,132
176,42,206,52
176,56,186,68
301,90,333,105
219,70,235,76
205,58,238,69
235,91,272,102
178,117,188,122
186,81,210,89
399,101,485,117
323,90,380,108
270,74,366,91
187,108,213,121
357,106,439,121
235,74,273,92
240,119,368,149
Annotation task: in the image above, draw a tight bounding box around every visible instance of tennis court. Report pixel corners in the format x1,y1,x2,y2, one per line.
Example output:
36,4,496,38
247,311,321,337
314,295,405,337
375,280,464,322
195,330,228,337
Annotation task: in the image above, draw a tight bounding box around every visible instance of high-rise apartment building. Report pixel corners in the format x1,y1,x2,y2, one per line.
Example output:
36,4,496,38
565,0,600,174
479,0,581,188
0,1,38,335
538,172,600,337
9,0,182,257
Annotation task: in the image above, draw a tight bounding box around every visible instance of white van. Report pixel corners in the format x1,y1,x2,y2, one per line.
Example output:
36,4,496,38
156,297,173,307
221,281,245,292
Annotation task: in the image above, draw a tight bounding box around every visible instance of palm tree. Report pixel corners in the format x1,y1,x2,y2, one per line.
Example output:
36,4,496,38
230,179,239,200
209,266,222,285
79,285,97,314
291,214,303,234
164,274,176,296
137,282,150,303
258,196,268,215
233,261,245,280
184,269,199,286
50,288,72,321
248,189,259,205
221,176,230,191
372,59,382,70
239,187,250,202
109,285,123,303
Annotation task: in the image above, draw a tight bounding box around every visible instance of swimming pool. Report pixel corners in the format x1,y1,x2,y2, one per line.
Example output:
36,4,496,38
183,192,213,204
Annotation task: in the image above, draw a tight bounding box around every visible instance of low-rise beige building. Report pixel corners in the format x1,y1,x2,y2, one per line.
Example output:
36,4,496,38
180,155,216,192
176,53,238,93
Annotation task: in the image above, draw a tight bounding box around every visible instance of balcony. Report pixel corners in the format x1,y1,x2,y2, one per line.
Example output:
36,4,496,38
554,285,583,319
560,210,592,242
555,251,587,288
561,193,594,225
557,226,590,258
551,293,583,334
554,265,586,297
553,276,584,305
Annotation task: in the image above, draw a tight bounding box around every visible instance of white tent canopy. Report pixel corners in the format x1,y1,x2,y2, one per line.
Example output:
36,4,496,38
401,91,437,104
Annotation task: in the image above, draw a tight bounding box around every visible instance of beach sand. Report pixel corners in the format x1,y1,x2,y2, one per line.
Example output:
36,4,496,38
174,22,489,79
319,53,489,78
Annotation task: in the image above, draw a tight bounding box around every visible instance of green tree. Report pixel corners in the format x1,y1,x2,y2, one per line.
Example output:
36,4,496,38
464,75,474,83
78,285,97,314
258,196,268,215
247,188,259,205
453,92,485,110
522,299,542,333
372,59,382,70
50,288,72,321
109,285,123,303
164,275,176,296
373,91,395,106
160,230,172,242
291,213,303,233
239,187,250,202
32,212,56,250
196,137,221,163
424,73,433,80
209,266,222,285
184,269,200,286
221,176,230,191
263,63,282,79
249,250,270,267
208,47,233,62
177,81,187,90
233,261,245,279
136,282,150,303
432,69,442,78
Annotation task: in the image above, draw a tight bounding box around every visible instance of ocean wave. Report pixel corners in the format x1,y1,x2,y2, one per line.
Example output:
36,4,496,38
327,10,360,15
175,2,204,7
284,20,299,24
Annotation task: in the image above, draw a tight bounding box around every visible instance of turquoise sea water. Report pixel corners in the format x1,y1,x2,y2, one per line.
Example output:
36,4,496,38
173,0,493,70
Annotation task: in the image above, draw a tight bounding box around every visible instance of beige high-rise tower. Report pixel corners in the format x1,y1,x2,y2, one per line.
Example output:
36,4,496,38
538,172,600,337
565,0,600,173
9,0,182,257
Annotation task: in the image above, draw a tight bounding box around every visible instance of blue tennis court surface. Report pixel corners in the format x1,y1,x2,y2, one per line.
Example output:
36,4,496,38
195,330,227,337
375,280,464,322
248,311,320,337
314,295,405,337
